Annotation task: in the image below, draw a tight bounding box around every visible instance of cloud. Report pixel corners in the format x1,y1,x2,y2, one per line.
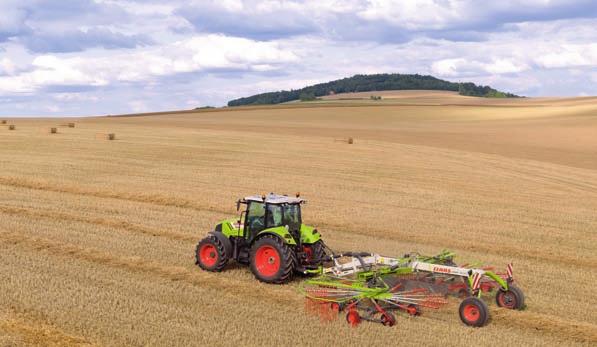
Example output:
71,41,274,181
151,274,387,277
534,44,597,69
0,58,18,76
52,92,99,102
432,58,528,77
356,0,597,32
0,2,29,41
177,0,319,40
22,28,152,53
0,34,298,94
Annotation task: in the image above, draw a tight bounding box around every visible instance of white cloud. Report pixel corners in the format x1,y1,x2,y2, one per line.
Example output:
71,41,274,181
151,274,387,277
355,0,594,32
45,105,61,113
0,34,298,94
431,58,469,77
534,44,597,69
432,57,528,77
0,57,17,75
358,0,465,30
128,100,148,113
53,93,99,102
484,59,528,74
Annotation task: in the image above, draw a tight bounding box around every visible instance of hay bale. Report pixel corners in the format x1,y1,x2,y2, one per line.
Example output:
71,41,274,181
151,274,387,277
8,125,15,130
348,137,354,144
68,123,75,128
107,133,116,140
50,127,57,134
1,120,6,124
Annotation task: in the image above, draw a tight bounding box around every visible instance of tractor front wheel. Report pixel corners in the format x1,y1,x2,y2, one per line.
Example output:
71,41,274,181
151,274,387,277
195,235,228,272
459,297,489,327
250,235,296,284
496,284,525,310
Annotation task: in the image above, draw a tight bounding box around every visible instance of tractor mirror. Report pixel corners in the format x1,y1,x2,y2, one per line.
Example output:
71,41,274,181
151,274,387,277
236,200,241,211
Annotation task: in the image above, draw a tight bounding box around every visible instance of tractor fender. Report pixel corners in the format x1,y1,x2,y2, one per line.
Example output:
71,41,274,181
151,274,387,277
254,228,297,245
208,231,232,258
300,225,321,244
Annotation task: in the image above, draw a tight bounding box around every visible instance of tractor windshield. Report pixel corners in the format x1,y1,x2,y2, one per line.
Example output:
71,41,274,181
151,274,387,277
265,203,301,230
283,203,301,229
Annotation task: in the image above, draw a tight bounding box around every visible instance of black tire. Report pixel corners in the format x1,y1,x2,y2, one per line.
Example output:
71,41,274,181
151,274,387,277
195,235,228,272
459,297,489,327
250,235,296,284
305,240,326,264
496,284,525,310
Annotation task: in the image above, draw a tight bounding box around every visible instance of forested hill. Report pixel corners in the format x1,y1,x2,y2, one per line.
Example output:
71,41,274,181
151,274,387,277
227,73,520,106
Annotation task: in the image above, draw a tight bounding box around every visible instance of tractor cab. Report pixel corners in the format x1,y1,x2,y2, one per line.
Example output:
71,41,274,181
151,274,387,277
239,193,304,242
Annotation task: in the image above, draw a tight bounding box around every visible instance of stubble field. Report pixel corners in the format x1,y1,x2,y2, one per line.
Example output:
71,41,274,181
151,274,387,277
1,93,596,346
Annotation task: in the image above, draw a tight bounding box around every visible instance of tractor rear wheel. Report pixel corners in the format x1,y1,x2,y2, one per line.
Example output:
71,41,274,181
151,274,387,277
195,235,228,272
496,284,525,310
302,241,326,265
250,235,296,284
459,297,489,327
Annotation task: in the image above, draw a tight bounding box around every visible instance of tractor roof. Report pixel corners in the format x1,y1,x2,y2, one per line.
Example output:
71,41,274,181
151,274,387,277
243,193,304,204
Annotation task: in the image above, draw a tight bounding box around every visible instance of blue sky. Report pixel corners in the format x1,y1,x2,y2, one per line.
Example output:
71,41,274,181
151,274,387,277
0,0,596,116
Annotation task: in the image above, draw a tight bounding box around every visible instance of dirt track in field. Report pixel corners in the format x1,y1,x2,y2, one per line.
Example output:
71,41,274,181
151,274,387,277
1,93,596,346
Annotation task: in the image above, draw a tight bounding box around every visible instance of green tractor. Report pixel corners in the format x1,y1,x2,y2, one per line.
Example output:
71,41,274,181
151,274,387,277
195,193,328,284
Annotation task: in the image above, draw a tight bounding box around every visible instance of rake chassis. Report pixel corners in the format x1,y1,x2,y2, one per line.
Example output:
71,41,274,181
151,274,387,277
303,251,525,327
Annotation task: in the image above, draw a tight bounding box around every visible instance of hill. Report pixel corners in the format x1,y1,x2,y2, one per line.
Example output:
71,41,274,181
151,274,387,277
227,73,520,106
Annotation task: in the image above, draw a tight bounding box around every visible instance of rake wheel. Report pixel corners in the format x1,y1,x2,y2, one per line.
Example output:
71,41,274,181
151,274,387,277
346,309,361,327
496,284,525,310
459,297,489,327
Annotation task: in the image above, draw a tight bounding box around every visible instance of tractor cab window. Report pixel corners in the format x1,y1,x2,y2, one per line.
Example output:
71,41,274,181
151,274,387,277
266,204,283,228
246,201,265,236
265,203,302,230
283,203,301,229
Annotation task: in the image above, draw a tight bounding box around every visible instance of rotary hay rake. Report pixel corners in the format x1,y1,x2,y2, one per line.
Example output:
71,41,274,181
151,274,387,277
301,251,525,327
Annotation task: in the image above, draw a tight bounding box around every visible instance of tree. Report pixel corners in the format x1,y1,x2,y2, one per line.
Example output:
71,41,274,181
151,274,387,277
299,91,316,101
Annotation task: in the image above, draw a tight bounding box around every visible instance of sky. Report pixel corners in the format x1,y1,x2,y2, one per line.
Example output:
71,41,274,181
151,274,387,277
0,0,596,116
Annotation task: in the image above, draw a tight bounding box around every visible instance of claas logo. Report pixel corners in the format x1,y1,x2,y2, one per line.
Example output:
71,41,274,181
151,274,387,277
433,266,451,273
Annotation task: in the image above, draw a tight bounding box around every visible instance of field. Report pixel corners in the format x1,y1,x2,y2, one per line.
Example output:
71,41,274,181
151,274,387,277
1,92,596,346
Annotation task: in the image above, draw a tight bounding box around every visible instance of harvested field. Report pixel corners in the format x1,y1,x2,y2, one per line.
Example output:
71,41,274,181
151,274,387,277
0,94,596,346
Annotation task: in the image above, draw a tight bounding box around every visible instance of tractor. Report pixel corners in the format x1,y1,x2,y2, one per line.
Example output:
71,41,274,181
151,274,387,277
195,193,328,284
